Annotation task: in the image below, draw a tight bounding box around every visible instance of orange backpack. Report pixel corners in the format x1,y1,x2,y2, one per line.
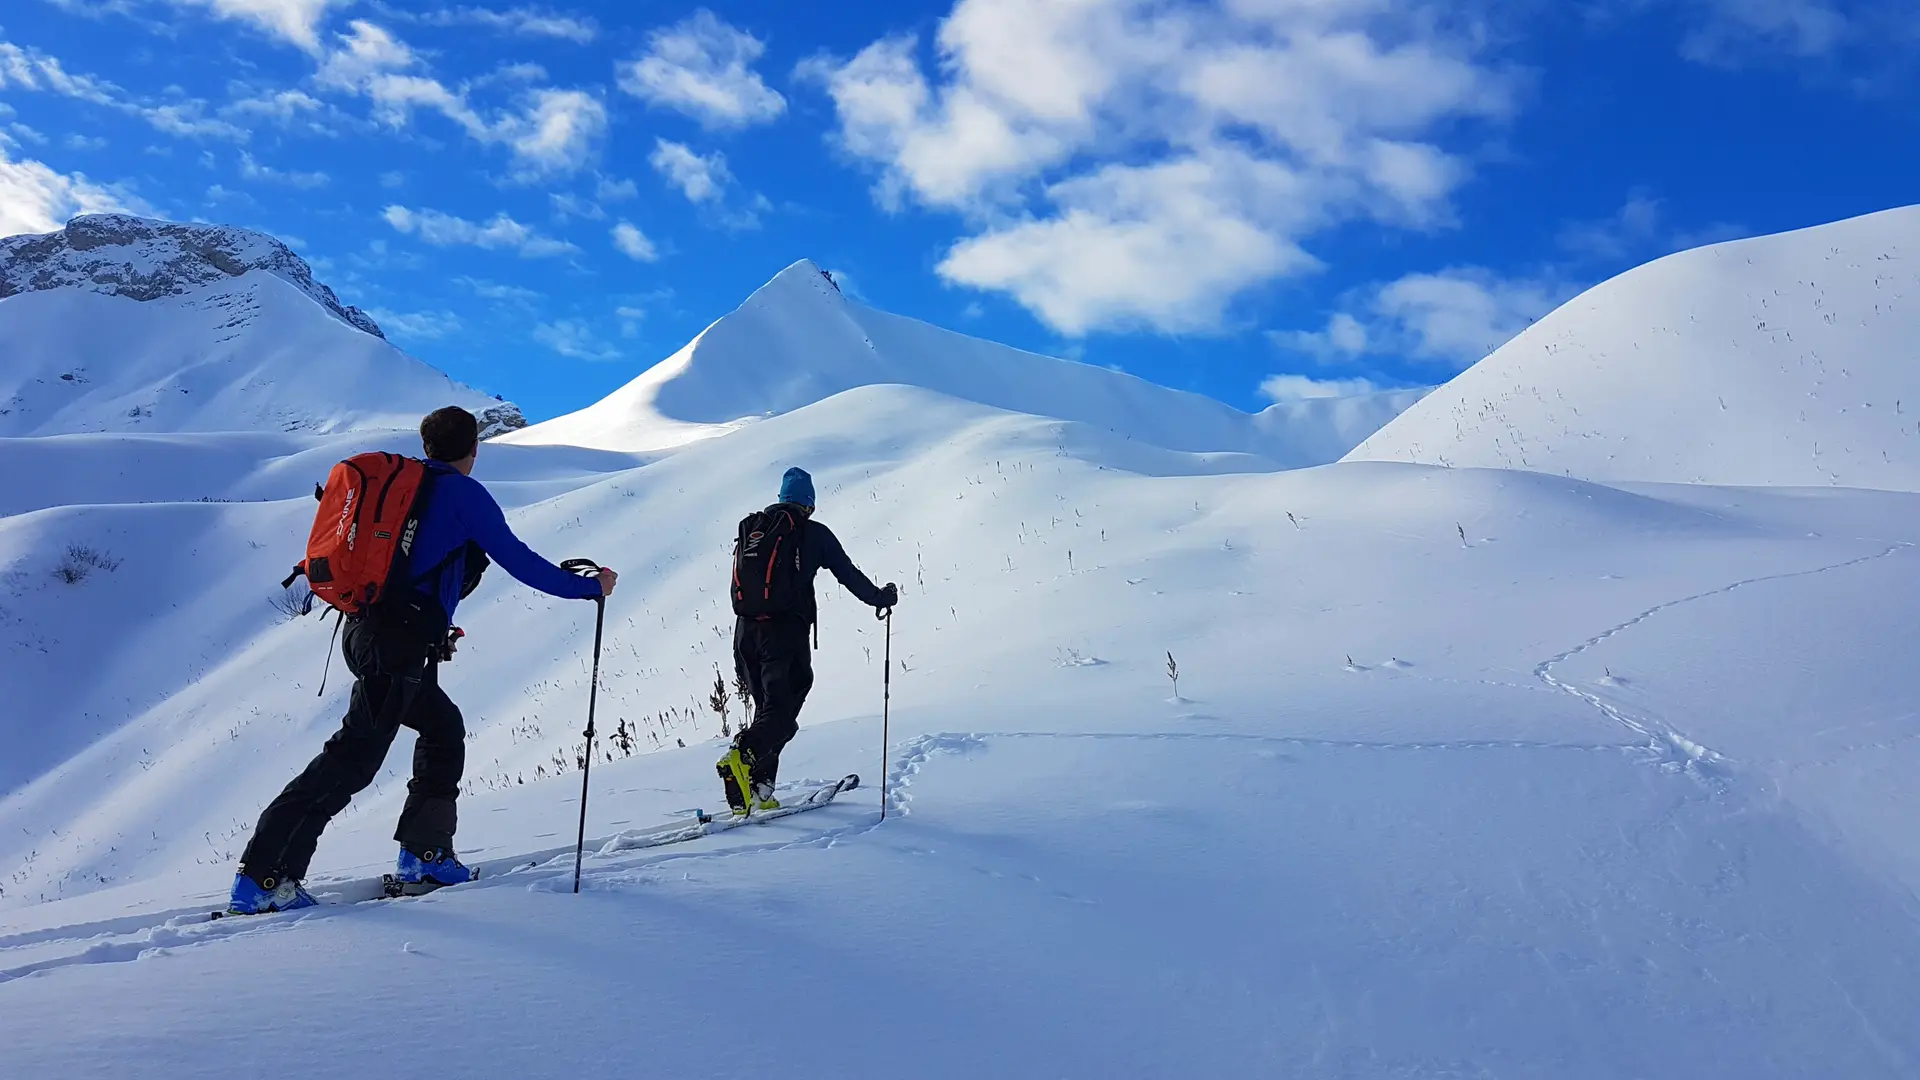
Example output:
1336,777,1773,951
282,452,431,616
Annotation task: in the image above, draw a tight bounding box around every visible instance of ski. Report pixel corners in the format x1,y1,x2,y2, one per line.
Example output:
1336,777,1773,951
209,774,859,918
597,774,860,856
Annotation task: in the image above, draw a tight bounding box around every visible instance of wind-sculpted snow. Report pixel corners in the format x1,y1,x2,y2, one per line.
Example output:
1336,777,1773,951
503,259,1427,459
0,214,384,338
1350,205,1920,489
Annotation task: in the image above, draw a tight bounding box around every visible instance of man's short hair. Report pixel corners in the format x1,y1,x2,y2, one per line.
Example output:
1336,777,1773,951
421,406,480,462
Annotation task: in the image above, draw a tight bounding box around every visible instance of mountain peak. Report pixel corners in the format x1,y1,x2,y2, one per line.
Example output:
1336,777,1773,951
0,213,384,338
758,258,845,299
503,257,1420,461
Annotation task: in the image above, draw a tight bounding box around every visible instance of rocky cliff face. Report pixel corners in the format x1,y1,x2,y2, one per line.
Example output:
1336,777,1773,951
475,402,528,438
0,214,386,338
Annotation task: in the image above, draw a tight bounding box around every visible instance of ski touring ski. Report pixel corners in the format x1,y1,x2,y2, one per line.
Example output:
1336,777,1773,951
597,774,860,856
209,774,860,918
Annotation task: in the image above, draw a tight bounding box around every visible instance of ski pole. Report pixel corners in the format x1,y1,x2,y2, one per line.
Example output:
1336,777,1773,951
561,560,606,895
878,605,893,823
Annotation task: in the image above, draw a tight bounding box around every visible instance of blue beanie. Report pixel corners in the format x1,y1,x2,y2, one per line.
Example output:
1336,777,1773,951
779,466,815,508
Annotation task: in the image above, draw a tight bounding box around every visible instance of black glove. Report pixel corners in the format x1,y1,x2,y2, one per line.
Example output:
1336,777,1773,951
876,583,899,610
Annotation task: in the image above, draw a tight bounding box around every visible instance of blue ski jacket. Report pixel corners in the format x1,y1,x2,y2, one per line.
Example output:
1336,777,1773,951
405,460,601,623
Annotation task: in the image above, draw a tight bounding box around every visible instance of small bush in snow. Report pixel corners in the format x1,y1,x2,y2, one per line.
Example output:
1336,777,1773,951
709,668,732,738
269,583,314,620
53,544,121,584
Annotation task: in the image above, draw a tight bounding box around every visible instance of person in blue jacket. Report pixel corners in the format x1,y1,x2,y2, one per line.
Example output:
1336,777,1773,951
227,406,617,915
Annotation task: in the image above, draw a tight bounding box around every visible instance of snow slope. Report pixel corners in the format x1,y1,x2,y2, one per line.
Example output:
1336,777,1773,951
0,271,521,438
502,260,1427,461
1349,206,1920,489
5,394,1920,1074
7,222,1920,1077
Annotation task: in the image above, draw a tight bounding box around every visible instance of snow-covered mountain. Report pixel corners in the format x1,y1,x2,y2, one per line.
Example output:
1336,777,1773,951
1349,206,1920,489
502,260,1427,462
8,212,1920,1077
0,215,525,438
1,214,384,337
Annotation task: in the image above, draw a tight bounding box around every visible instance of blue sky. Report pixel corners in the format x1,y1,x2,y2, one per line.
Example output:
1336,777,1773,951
1,0,1915,422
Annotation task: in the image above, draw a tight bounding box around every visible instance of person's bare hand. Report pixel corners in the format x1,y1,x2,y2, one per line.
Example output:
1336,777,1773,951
596,568,618,597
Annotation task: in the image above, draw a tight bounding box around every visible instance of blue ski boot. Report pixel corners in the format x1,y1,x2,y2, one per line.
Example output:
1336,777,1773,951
387,846,476,897
225,871,317,916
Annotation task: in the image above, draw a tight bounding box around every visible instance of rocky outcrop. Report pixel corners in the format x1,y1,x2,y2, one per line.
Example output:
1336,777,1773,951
476,401,529,438
0,214,386,338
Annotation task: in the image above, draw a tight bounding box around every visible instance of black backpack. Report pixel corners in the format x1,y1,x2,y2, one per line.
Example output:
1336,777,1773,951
731,507,804,617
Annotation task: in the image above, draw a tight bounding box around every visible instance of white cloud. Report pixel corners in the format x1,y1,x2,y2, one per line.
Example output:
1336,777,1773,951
939,150,1320,334
383,204,578,256
364,307,462,339
1,39,248,140
1271,311,1371,362
1559,193,1754,261
533,318,621,361
67,133,109,150
610,221,658,262
1680,0,1850,63
1276,268,1571,370
316,21,604,177
615,304,644,337
379,5,599,43
0,41,122,106
495,88,605,177
0,145,140,237
223,88,326,124
806,0,1514,335
455,275,542,303
239,149,328,187
549,191,604,220
595,175,637,201
1557,193,1665,261
9,123,48,145
618,9,786,129
648,138,729,203
1258,374,1385,400
160,0,347,52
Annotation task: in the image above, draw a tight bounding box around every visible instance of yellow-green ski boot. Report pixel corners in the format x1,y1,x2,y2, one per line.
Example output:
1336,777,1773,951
753,781,780,812
717,748,755,817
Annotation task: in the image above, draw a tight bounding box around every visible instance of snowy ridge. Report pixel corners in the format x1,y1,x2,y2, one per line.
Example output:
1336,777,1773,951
1348,205,1920,489
0,269,523,438
0,214,384,338
503,259,1426,460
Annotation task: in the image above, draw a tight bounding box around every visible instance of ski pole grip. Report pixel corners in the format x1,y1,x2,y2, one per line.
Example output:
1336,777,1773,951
561,558,602,576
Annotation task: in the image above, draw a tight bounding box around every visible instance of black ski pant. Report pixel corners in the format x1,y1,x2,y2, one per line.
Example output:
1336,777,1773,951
732,616,813,786
239,612,464,881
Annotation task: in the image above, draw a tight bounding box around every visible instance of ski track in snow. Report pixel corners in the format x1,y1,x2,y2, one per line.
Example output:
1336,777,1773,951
0,728,1655,986
1532,541,1915,776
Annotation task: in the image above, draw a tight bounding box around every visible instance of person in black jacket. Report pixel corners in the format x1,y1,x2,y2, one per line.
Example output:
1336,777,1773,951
719,467,896,813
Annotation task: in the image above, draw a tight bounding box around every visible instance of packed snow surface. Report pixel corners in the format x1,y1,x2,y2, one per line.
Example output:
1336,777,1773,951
502,259,1427,460
6,221,1920,1078
1350,205,1920,490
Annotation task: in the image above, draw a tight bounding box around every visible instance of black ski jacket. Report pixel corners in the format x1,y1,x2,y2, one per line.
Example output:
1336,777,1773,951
761,503,886,623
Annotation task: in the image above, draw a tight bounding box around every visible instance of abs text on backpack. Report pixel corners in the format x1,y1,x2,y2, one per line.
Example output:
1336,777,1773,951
732,507,804,618
284,452,431,615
